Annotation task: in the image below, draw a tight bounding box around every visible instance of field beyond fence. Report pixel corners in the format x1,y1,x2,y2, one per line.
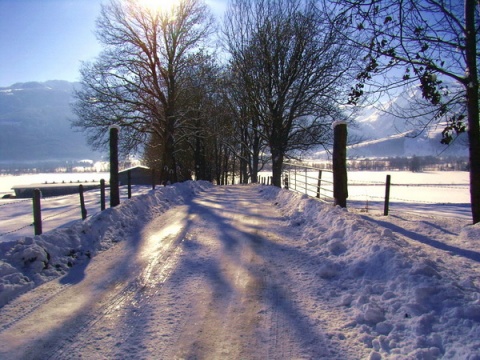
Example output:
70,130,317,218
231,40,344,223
0,167,472,243
270,164,471,220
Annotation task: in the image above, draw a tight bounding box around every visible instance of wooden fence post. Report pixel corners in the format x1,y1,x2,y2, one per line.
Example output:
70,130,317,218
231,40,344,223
32,189,42,235
384,175,391,216
127,170,132,199
294,167,297,191
316,170,323,199
305,169,308,194
109,125,120,207
100,179,106,211
333,121,348,208
79,184,87,220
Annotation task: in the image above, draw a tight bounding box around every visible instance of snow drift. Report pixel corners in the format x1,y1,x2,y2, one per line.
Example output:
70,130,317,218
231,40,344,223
259,186,480,358
0,181,213,308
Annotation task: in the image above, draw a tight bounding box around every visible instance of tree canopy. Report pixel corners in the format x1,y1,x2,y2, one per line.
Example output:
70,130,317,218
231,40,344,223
223,0,357,186
74,0,355,187
73,0,215,183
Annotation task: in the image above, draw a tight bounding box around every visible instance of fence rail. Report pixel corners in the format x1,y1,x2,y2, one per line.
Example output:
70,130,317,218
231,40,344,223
282,163,334,202
0,170,156,241
277,163,470,220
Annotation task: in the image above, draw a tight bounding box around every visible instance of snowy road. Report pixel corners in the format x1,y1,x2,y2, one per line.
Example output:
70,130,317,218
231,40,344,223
0,186,359,359
1,183,479,359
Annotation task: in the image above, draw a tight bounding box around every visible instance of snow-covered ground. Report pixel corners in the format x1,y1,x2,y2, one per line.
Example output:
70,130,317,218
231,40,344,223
0,181,479,358
0,173,151,243
0,172,110,196
282,170,471,220
1,171,470,244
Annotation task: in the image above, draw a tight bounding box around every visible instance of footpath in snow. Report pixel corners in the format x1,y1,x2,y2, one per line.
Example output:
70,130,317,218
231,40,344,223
0,182,479,359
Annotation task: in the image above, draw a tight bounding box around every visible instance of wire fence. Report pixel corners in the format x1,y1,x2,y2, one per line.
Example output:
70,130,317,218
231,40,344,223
282,163,334,203
278,163,470,220
0,185,151,241
3,167,470,240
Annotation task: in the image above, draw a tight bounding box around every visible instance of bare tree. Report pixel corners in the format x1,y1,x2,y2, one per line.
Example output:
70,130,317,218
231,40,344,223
333,0,480,224
223,0,356,187
174,51,234,182
72,0,214,183
222,64,268,184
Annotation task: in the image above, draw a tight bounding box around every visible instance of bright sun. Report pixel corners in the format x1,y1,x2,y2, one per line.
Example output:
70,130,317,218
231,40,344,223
137,0,179,14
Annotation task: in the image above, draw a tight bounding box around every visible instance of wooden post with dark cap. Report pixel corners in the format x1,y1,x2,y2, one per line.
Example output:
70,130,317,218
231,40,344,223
109,125,120,207
333,121,348,208
32,189,42,235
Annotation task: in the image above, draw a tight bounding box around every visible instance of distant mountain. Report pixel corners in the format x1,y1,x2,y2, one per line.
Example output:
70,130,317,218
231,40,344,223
0,80,101,164
344,130,468,158
340,90,468,158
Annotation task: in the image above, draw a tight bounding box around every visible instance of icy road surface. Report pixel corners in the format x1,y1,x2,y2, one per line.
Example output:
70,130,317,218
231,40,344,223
1,183,479,359
0,186,353,359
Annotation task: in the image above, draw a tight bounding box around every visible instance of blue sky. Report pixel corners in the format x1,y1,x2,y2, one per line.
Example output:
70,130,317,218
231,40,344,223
0,0,227,87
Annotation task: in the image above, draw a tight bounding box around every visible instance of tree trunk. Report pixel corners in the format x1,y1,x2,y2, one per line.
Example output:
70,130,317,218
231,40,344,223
222,148,229,185
232,154,236,185
159,113,177,184
252,154,259,183
162,135,177,184
251,120,261,183
214,139,221,185
194,133,206,180
271,149,284,187
240,128,249,184
465,0,480,224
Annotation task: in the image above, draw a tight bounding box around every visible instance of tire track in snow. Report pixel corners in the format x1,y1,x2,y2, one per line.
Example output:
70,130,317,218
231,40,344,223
0,206,192,360
43,212,193,360
0,282,73,334
158,187,326,359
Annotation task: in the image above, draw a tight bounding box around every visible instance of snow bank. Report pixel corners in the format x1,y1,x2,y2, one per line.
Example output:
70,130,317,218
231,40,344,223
0,181,212,308
259,185,480,359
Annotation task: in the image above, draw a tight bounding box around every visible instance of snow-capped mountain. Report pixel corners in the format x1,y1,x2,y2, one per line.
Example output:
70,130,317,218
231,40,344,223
345,89,468,158
0,81,100,164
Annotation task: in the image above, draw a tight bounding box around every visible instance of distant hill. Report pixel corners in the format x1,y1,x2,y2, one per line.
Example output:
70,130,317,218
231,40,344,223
0,80,101,164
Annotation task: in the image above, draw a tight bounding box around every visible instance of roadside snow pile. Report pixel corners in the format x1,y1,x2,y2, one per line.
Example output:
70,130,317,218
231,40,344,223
0,181,212,308
259,185,480,359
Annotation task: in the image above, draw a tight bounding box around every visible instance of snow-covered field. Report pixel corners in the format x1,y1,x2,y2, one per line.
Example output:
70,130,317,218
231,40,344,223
0,180,479,358
0,172,110,196
0,173,151,243
281,170,471,220
1,171,470,244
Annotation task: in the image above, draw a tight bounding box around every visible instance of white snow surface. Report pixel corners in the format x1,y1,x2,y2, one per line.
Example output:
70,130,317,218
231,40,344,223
0,181,479,359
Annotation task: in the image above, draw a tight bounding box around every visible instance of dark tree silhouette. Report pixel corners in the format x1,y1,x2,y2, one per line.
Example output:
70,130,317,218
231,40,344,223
73,0,214,183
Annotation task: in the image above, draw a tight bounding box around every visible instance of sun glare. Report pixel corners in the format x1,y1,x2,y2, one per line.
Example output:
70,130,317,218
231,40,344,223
137,0,179,14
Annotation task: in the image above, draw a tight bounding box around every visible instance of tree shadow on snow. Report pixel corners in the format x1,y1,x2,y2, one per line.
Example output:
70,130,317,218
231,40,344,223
364,217,480,263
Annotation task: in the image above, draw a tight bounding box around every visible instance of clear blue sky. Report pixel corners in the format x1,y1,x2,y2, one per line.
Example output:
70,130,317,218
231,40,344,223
0,0,226,87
